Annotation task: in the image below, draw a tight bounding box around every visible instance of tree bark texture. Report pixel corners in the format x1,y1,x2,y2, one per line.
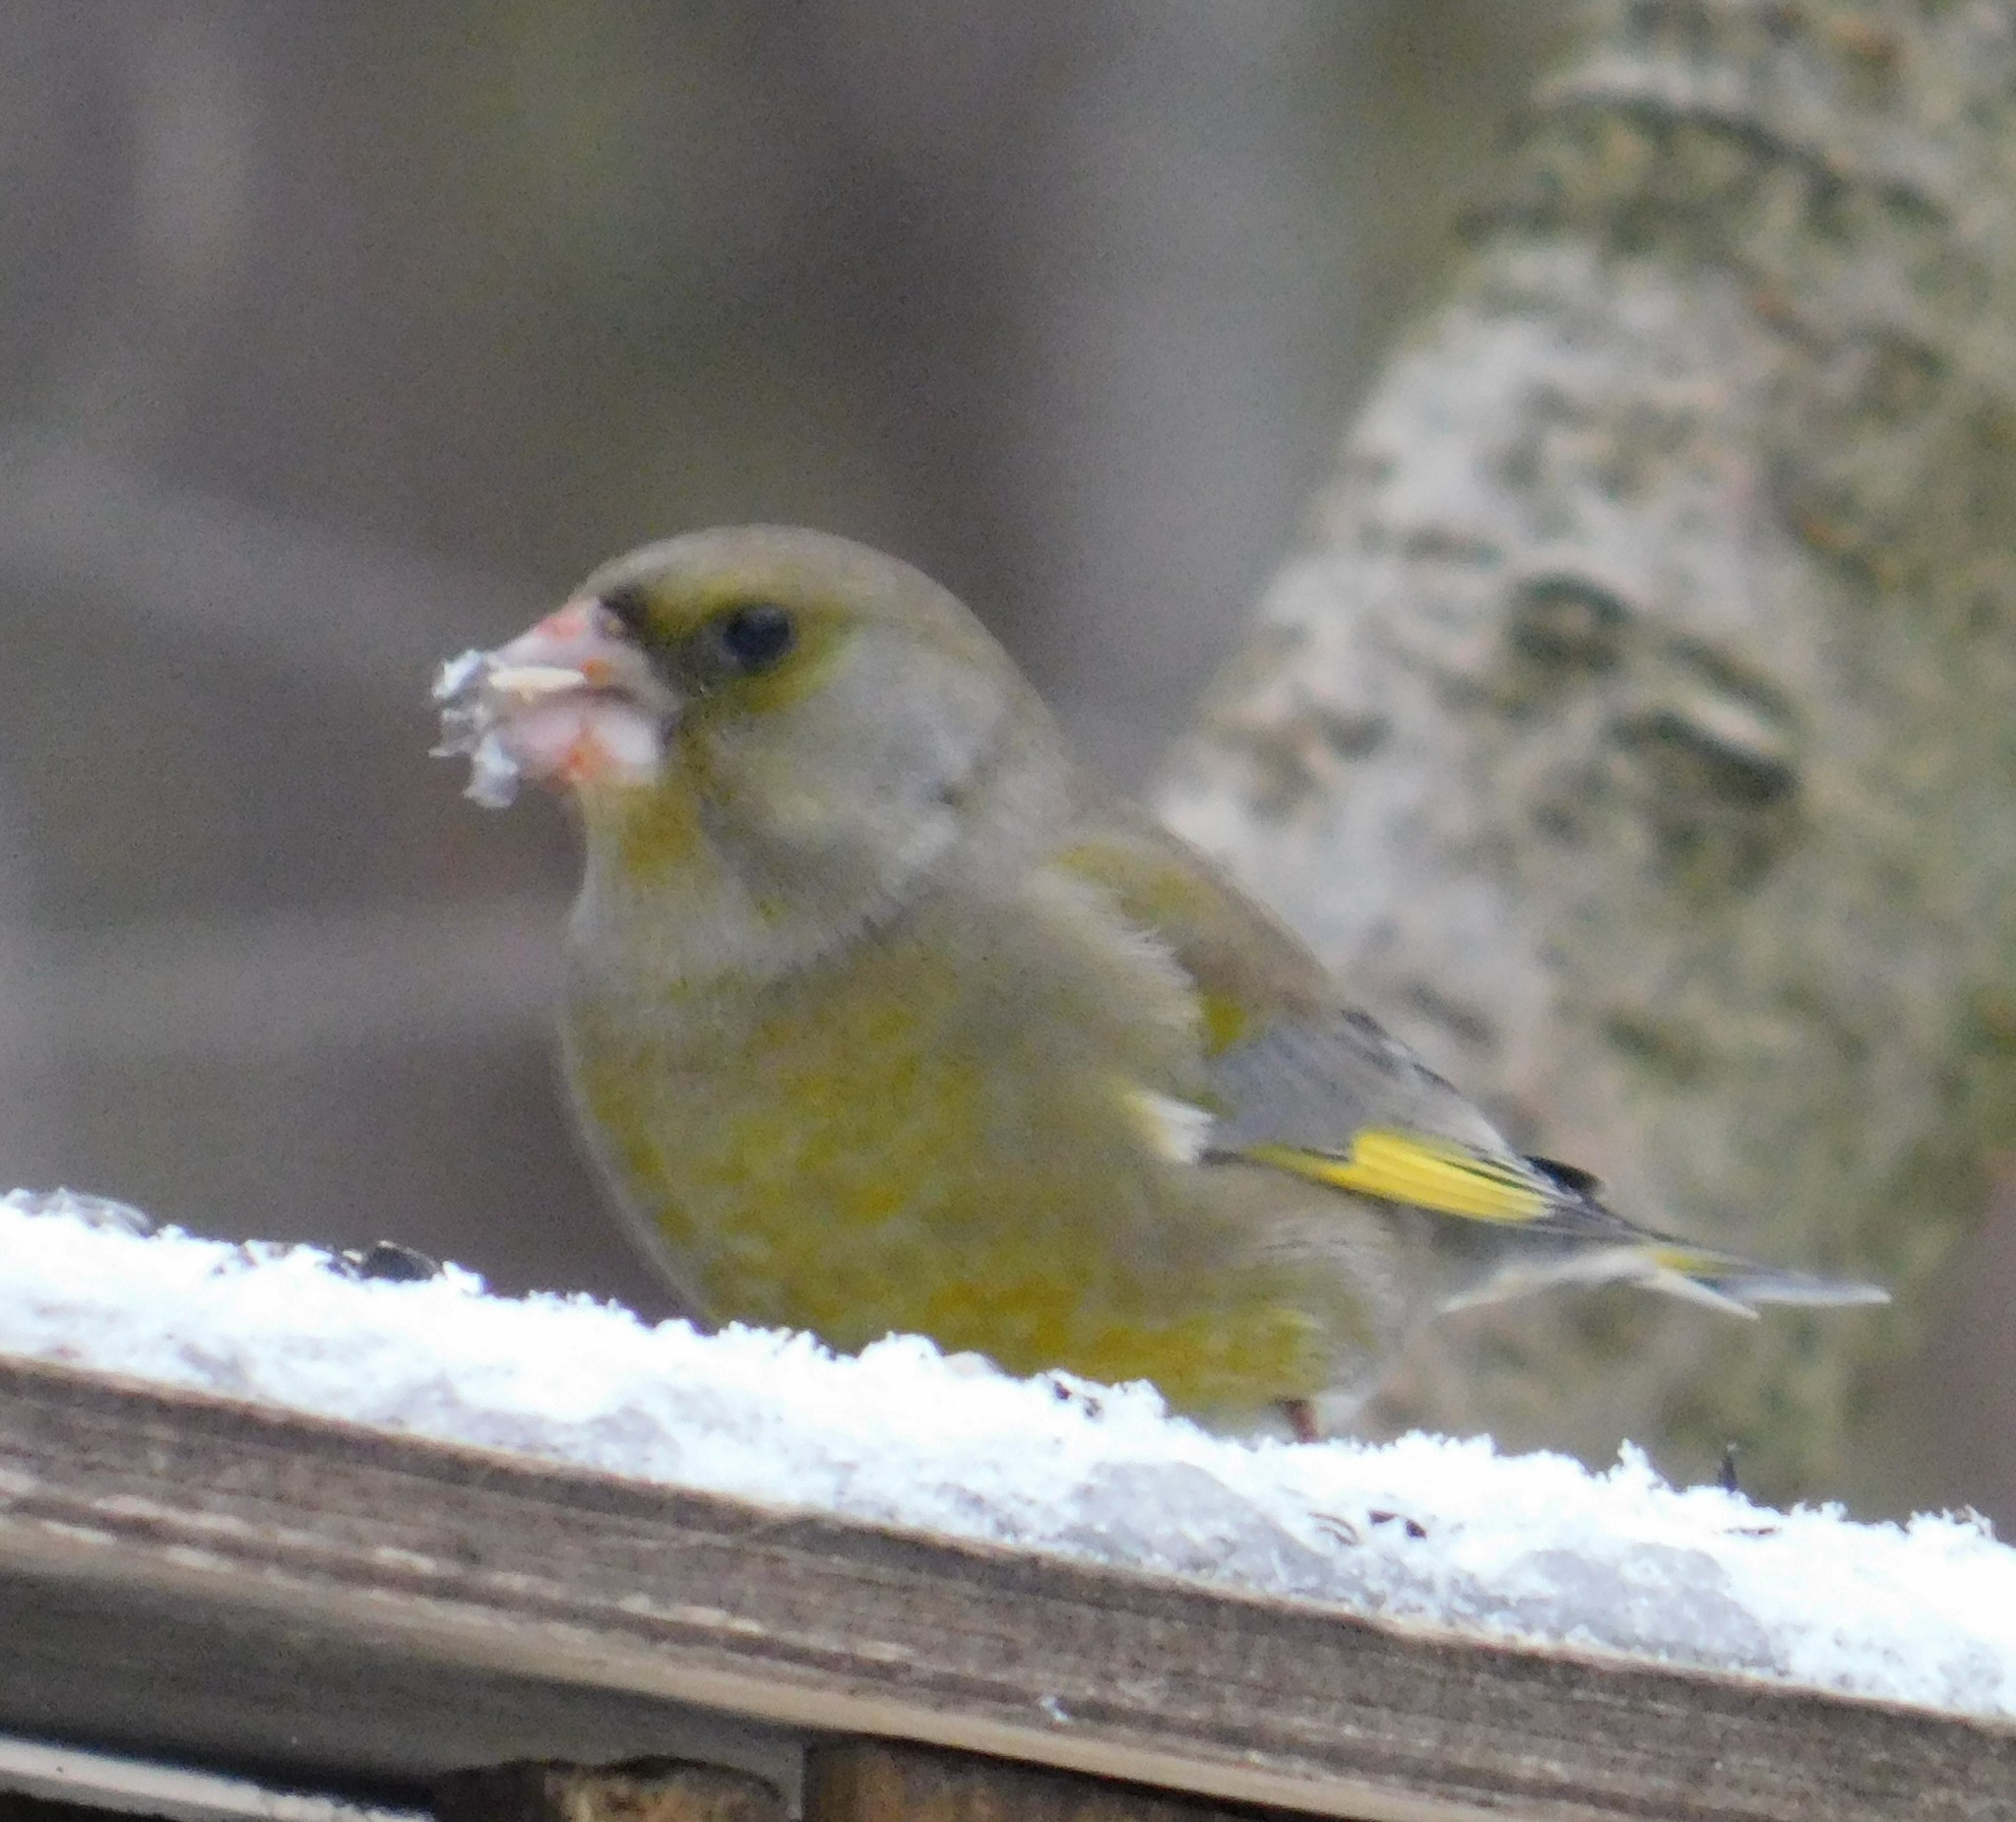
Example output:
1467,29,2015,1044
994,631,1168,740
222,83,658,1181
1158,0,2016,1507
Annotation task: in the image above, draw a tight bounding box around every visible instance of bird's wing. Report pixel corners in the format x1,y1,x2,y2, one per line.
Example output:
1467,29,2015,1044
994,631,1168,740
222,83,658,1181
1052,794,1888,1308
1052,793,1643,1241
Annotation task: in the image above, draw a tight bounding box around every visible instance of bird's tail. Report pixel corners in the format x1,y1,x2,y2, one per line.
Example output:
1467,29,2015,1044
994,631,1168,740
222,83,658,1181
1630,1243,1891,1319
1516,1152,1891,1317
1244,1126,1892,1320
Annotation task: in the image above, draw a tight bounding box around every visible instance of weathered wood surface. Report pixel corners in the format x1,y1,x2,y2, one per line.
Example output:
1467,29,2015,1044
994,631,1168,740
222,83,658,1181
0,1730,421,1822
0,1354,2008,1822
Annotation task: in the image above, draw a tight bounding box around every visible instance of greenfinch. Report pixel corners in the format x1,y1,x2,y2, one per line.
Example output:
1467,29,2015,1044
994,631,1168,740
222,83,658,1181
435,527,1883,1438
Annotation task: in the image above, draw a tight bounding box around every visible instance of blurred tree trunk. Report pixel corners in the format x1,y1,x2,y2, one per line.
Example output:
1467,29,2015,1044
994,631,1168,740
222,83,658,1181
1158,0,2016,1507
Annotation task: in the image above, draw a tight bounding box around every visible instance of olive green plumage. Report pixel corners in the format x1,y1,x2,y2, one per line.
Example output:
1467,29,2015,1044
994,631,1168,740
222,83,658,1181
437,526,1883,1434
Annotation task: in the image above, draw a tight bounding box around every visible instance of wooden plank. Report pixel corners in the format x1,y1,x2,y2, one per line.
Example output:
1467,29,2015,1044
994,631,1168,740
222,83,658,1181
0,1731,423,1822
806,1740,1272,1822
0,1353,2008,1822
0,1552,798,1801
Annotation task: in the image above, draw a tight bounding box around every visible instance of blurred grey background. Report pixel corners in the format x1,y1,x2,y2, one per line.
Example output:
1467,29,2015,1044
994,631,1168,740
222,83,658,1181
14,3,2007,1522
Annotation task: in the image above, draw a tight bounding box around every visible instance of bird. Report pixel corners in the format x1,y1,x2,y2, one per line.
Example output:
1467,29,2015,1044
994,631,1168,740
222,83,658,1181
435,526,1885,1439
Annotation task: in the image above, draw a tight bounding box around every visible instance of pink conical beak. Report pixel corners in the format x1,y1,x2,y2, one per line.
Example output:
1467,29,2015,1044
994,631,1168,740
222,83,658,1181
435,598,676,806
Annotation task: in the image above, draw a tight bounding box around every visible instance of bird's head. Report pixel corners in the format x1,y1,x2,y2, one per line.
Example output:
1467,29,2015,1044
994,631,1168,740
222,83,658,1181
439,527,1061,967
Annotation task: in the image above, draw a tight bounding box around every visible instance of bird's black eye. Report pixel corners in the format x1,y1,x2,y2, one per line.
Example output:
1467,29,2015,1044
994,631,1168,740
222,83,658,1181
716,601,797,671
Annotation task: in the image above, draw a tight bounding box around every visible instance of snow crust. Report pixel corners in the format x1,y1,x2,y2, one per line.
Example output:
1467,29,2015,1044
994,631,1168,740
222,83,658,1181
2,1193,2010,1723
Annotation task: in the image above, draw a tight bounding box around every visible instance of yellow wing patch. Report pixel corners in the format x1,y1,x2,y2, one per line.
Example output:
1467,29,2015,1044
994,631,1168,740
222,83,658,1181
1243,1127,1550,1223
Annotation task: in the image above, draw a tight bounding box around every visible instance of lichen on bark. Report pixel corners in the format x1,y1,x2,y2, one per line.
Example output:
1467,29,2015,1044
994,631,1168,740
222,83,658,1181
1158,0,2016,1507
